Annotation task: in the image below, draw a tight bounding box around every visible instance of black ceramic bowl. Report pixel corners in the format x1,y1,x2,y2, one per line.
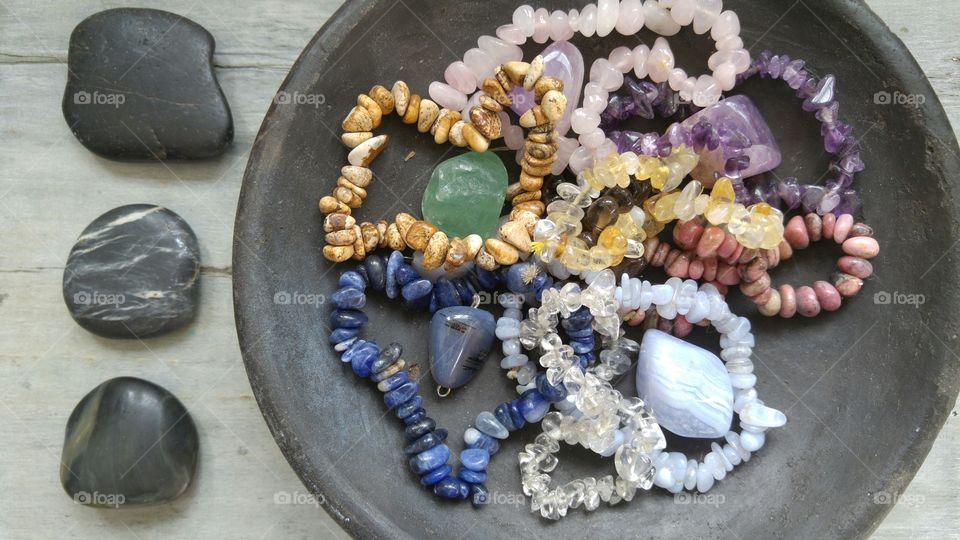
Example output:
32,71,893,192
234,1,960,537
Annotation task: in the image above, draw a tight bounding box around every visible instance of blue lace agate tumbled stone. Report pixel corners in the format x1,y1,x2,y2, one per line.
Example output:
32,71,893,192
429,306,496,390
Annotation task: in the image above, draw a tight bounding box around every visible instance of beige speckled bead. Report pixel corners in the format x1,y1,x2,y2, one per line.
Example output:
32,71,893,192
448,121,468,147
347,134,388,167
323,213,355,233
512,190,542,205
523,55,544,90
369,85,395,115
341,166,373,187
485,238,519,265
519,106,548,128
475,247,498,271
511,210,540,235
351,225,366,260
325,228,356,246
342,106,373,132
461,124,490,152
395,212,416,239
422,231,450,270
443,236,468,271
505,182,525,201
540,90,567,123
499,221,531,252
360,222,380,253
319,196,350,215
376,220,389,248
337,177,367,199
417,99,440,133
432,109,461,144
386,223,406,251
512,200,545,216
378,359,405,379
401,94,421,124
519,172,544,192
341,132,373,148
357,94,382,128
482,77,512,106
534,76,564,102
404,221,438,251
323,244,355,262
392,81,410,116
470,107,502,140
520,158,552,177
758,289,782,317
463,234,483,260
479,95,503,113
502,61,530,85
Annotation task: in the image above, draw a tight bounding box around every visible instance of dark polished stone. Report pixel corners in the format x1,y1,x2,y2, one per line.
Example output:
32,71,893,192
62,204,201,338
60,377,198,507
62,8,233,159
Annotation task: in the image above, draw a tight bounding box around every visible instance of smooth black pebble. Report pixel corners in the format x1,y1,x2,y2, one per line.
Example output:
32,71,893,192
63,204,201,338
61,377,199,507
62,8,233,159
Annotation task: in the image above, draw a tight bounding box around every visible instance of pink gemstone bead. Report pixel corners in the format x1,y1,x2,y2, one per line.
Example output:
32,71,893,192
688,260,705,280
795,286,821,317
693,74,722,107
713,62,736,91
590,58,624,91
503,125,525,150
548,10,573,42
837,256,873,279
579,4,598,37
460,91,481,120
784,215,810,249
596,0,619,37
716,234,739,259
615,0,645,35
579,128,606,149
647,38,675,83
813,281,842,312
696,227,726,258
821,212,837,240
609,46,636,73
429,82,467,111
833,214,854,243
674,219,705,250
568,145,594,174
668,68,688,91
778,285,797,318
583,91,607,113
710,11,741,40
478,35,522,65
445,61,477,94
716,35,744,51
568,9,581,32
632,44,650,78
513,5,536,35
571,109,601,135
532,8,550,44
842,237,880,259
643,0,681,35
693,0,722,35
496,24,527,45
670,0,696,26
463,48,495,85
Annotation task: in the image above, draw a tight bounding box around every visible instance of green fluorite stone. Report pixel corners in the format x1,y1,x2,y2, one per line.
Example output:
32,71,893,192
421,152,507,239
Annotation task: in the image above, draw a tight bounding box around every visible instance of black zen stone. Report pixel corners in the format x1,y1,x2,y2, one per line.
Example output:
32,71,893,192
63,204,201,338
61,8,233,159
61,377,199,507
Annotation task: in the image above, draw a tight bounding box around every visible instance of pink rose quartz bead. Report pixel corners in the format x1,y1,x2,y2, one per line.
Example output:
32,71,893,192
445,61,477,94
833,214,854,243
643,0,681,35
463,48,496,86
821,212,837,240
710,11,741,40
784,215,810,249
429,82,467,111
503,125,525,150
590,58,624,92
513,5,536,35
532,8,550,44
609,46,636,73
693,0,723,35
616,0,645,35
713,62,737,91
568,9,581,32
717,35,745,51
632,44,650,78
778,285,797,318
596,0,620,38
496,24,527,45
842,237,880,259
795,286,821,317
548,10,574,42
579,4,598,37
670,0,696,26
647,38,675,83
838,256,873,279
478,35,522,65
813,281,842,312
579,128,606,148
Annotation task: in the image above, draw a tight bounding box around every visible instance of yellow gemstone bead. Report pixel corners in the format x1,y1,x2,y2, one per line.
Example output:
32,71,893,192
650,165,670,190
725,205,750,235
561,246,591,271
588,246,616,269
635,156,660,181
583,168,605,190
710,177,736,204
651,192,680,222
598,226,628,254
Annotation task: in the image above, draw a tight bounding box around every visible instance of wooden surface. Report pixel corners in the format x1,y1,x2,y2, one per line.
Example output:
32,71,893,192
0,0,955,538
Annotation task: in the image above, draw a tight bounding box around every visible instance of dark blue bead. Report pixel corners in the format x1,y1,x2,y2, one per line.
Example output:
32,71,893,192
459,468,487,484
402,410,425,426
470,483,489,507
433,428,448,442
536,372,568,402
335,337,357,351
468,432,500,454
517,389,548,422
338,271,366,290
395,396,422,419
494,402,518,431
530,272,552,296
452,278,475,304
506,400,525,429
330,309,367,329
377,372,408,392
458,480,470,499
385,251,403,299
428,292,440,314
402,279,433,310
420,464,452,486
356,264,369,283
578,352,595,367
331,287,366,309
432,477,463,498
434,279,461,308
346,341,379,378
404,431,444,455
459,448,490,471
566,326,593,339
404,417,436,440
564,307,592,329
505,263,536,294
364,255,386,291
371,342,402,373
409,444,450,474
474,268,501,291
384,381,418,409
572,340,594,354
329,327,359,344
396,264,419,287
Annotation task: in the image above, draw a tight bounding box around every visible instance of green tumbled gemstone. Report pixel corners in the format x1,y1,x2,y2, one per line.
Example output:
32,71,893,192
422,152,507,239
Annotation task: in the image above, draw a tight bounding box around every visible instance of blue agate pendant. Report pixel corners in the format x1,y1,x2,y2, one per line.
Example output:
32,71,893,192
429,302,496,396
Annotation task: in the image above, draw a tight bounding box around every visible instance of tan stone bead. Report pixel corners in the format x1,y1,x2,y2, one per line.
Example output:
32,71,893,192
357,94,382,128
758,289,782,317
505,182,525,201
463,234,483,260
484,238,519,265
432,109,461,145
319,196,350,215
386,223,406,251
495,67,513,94
448,121,468,147
347,192,363,208
461,123,490,152
519,106,548,129
511,210,539,234
529,123,556,134
479,95,503,113
341,132,373,148
513,200,545,216
499,221,531,252
523,152,558,167
521,158,552,177
422,231,449,270
469,106,502,140
351,225,366,260
325,228,356,246
334,186,355,205
417,99,440,133
523,55,544,90
524,141,559,160
341,166,373,187
528,131,558,144
534,76,564,102
512,190,542,205
342,106,373,132
392,81,410,116
378,359,405,379
443,236,468,271
347,134,388,167
323,244,355,262
519,172,544,192
482,77,512,106
337,177,367,199
395,212,417,239
502,61,530,85
376,220,389,248
360,222,380,253
369,84,395,115
401,94,421,124
404,221,438,251
323,213,355,233
474,246,498,271
540,90,567,123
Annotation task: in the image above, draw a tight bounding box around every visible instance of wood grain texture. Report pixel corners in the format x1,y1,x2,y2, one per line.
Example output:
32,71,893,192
0,0,955,538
